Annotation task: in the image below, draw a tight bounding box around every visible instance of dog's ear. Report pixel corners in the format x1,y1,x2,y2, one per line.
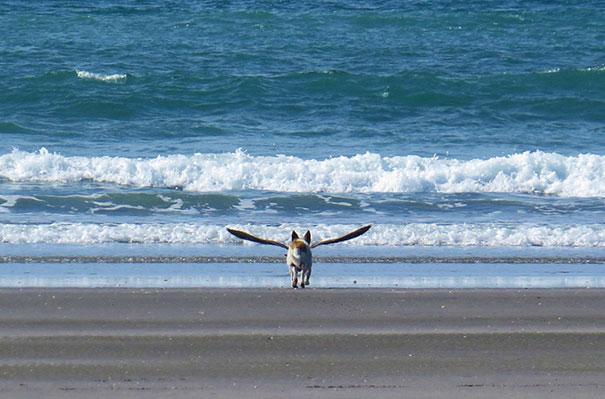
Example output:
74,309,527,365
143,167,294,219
291,231,299,241
303,230,311,244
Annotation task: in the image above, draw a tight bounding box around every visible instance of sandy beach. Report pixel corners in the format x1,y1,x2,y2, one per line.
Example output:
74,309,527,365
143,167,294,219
0,288,603,398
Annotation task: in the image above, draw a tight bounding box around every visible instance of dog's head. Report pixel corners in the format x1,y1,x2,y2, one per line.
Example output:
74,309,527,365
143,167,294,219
291,230,311,244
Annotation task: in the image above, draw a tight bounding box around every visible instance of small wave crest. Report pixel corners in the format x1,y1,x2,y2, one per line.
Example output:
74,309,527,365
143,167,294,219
0,223,604,247
583,65,605,73
541,65,605,74
1,149,605,197
76,70,127,82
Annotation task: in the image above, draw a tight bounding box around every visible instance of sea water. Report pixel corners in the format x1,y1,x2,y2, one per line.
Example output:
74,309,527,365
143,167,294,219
0,2,604,287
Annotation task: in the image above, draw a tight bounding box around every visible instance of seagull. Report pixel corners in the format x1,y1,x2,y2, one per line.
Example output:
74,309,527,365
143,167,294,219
226,225,371,288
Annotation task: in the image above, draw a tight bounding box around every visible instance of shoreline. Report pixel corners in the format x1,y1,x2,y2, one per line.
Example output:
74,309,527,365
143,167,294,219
1,262,605,289
2,255,605,264
1,288,604,398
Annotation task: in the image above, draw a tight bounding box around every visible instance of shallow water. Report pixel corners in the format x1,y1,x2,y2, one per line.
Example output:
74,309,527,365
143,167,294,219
1,262,604,289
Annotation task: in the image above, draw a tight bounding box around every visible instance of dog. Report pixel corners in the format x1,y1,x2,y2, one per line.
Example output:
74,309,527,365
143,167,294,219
226,225,371,288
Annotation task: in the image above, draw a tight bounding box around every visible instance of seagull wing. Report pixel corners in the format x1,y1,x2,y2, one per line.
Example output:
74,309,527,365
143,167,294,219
311,225,372,248
227,228,288,249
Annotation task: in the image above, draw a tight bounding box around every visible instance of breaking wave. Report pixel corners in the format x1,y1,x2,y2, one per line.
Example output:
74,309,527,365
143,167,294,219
0,223,604,247
76,70,127,82
1,149,605,197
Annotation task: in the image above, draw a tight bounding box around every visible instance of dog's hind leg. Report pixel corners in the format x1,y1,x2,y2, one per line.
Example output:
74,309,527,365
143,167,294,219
298,266,306,288
289,265,298,288
304,266,311,286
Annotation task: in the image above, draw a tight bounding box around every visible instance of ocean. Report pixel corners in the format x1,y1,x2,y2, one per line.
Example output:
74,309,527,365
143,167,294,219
1,1,604,287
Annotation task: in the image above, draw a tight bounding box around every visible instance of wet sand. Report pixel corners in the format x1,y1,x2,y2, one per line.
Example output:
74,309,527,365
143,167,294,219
0,288,604,398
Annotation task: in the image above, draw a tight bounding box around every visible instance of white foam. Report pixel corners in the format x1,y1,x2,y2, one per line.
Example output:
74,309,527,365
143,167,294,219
0,195,39,212
0,223,604,247
541,66,605,74
542,67,560,74
583,65,605,72
76,70,127,82
1,148,605,197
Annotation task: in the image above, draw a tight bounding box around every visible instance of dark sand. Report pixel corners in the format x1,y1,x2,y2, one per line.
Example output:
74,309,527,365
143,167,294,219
1,288,604,398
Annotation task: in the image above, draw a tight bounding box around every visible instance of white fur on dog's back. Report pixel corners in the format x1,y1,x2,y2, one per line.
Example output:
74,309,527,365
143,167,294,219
287,239,312,268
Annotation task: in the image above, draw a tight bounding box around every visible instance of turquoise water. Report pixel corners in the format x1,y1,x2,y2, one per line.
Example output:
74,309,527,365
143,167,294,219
0,2,604,267
2,2,604,158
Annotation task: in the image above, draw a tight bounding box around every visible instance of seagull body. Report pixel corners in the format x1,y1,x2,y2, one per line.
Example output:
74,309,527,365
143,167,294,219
226,225,371,288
